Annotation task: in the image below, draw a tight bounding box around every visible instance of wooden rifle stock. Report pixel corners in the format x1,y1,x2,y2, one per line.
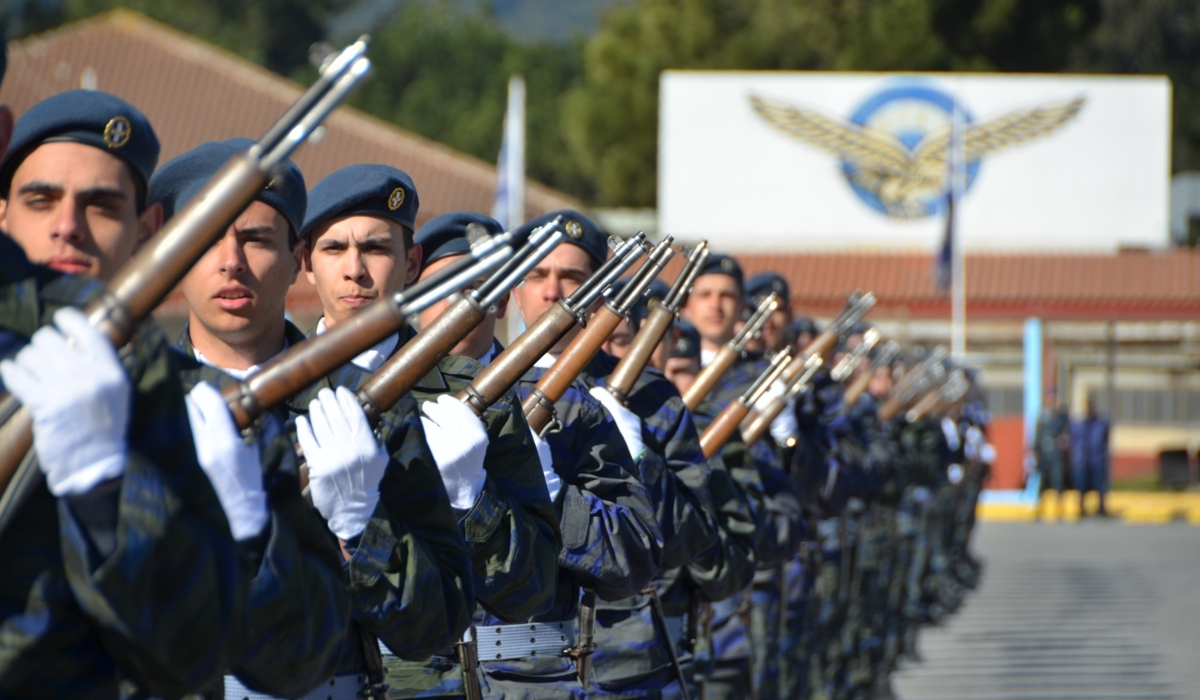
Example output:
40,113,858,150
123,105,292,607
607,302,674,404
842,370,874,407
0,39,373,532
522,305,624,434
457,302,578,416
357,295,487,425
682,345,738,411
740,397,779,448
699,401,751,458
222,299,409,428
905,389,943,423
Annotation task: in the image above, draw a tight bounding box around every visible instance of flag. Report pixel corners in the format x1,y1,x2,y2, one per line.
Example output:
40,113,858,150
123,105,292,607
493,75,525,230
933,103,963,291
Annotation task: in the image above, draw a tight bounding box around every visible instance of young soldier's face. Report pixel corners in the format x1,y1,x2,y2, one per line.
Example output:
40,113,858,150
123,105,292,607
761,308,790,352
0,142,160,280
180,201,299,345
664,356,700,395
512,243,594,352
682,274,743,346
305,215,420,329
416,253,506,360
603,317,636,359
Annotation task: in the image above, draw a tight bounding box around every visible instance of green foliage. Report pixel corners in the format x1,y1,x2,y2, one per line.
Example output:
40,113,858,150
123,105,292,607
1068,0,1200,173
4,0,342,75
345,1,590,200
562,0,1101,206
7,0,1197,210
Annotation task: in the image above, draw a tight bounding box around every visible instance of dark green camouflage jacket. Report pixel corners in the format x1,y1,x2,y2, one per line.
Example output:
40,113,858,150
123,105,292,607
0,238,247,698
175,326,356,695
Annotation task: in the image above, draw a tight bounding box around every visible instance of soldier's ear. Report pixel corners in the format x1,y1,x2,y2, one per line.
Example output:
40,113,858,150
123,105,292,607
494,291,509,320
405,242,423,286
136,202,163,250
0,107,11,156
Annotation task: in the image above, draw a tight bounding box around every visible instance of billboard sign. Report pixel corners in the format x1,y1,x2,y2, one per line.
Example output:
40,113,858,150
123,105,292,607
659,72,1171,252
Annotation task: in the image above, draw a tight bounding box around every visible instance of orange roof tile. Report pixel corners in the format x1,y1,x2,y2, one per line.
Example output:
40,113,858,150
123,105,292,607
731,249,1200,320
1,10,584,317
0,10,581,226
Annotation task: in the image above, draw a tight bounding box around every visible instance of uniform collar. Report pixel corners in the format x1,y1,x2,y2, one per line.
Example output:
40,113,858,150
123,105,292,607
315,316,399,373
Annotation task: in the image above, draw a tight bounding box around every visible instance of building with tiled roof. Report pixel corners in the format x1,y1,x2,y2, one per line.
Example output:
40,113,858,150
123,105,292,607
0,9,582,315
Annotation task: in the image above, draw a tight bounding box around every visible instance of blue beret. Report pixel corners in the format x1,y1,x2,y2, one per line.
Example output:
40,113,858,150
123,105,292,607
1,90,159,194
787,317,818,343
416,211,504,271
747,272,790,303
668,320,701,360
698,252,744,289
301,164,419,241
149,138,306,237
518,209,607,267
607,277,669,328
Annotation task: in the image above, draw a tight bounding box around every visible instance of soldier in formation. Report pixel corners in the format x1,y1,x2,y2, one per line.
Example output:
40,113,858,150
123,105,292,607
0,37,992,700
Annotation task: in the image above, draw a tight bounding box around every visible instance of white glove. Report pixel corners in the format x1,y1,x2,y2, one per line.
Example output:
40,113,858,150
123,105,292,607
184,382,269,541
420,394,489,511
588,386,645,460
530,427,561,502
296,387,389,540
0,307,129,496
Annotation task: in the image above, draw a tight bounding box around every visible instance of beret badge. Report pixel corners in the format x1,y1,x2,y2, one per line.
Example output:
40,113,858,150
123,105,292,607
565,220,583,240
387,187,406,211
103,116,131,149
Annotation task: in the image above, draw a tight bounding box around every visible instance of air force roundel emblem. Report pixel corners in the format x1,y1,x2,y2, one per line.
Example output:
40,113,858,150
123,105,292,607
750,83,1085,219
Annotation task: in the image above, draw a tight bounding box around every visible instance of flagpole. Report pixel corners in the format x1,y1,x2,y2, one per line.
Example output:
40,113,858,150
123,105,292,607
950,99,966,362
505,75,525,227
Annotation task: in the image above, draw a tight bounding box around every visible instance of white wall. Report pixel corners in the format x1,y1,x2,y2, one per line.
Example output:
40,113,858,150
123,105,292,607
659,71,1171,252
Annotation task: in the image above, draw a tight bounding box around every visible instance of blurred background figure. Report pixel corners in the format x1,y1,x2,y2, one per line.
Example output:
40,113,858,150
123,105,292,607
1071,400,1111,517
1033,387,1070,520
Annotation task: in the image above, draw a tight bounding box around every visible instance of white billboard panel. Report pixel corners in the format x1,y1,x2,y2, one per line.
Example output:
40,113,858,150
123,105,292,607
659,72,1171,252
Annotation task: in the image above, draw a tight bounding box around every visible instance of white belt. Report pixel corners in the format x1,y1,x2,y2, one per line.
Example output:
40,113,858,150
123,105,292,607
223,673,364,700
379,621,578,663
475,620,578,662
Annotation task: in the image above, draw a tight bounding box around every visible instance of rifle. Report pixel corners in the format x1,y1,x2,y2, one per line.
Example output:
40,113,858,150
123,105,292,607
680,293,779,411
842,340,900,407
740,353,823,448
905,368,969,423
829,328,881,384
0,38,374,536
877,346,948,422
457,234,649,416
605,242,709,404
522,236,676,434
355,217,566,425
735,292,877,442
221,234,514,431
698,348,793,459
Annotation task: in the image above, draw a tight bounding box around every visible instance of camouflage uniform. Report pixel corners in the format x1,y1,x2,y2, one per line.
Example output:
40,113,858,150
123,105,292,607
581,353,738,700
175,326,368,696
346,330,563,699
0,240,249,698
703,355,805,700
278,325,477,684
507,362,664,699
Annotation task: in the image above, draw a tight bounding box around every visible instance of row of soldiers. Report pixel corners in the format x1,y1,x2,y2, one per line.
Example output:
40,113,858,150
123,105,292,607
0,36,992,700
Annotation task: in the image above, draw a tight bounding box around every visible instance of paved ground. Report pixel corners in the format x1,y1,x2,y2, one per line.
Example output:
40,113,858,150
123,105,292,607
893,520,1200,700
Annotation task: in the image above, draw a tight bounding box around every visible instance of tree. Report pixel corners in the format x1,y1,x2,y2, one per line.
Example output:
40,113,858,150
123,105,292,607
1069,0,1200,174
562,0,1100,207
345,1,590,200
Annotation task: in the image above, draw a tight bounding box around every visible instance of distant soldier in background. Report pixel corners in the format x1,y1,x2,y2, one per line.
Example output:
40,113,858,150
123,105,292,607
1032,387,1070,520
1071,400,1111,517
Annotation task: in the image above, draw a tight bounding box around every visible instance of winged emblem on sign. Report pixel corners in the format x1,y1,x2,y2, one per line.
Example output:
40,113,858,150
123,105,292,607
749,93,1086,219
